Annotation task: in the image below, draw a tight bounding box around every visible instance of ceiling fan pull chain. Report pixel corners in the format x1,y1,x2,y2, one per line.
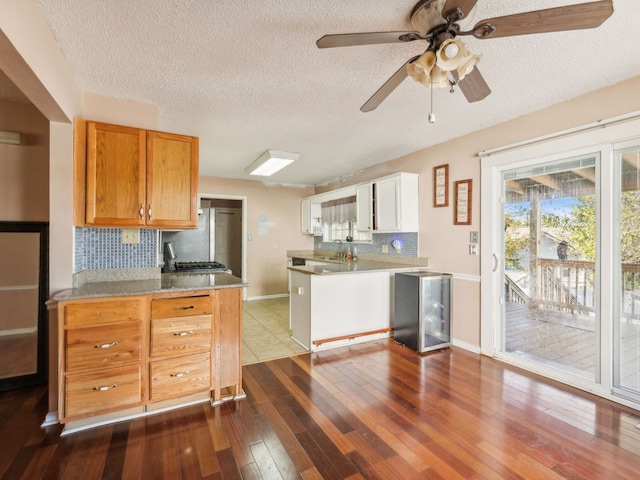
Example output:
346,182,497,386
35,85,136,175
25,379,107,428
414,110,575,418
428,82,435,124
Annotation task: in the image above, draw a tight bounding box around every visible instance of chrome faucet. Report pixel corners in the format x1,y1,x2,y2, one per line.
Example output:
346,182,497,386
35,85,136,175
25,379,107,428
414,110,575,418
333,239,343,259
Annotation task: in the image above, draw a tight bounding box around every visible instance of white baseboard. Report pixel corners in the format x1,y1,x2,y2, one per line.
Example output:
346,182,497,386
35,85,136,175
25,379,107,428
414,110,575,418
41,411,59,427
246,293,289,302
452,338,481,354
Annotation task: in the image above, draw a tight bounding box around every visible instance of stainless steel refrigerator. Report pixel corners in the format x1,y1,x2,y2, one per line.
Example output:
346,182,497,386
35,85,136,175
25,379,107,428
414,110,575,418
394,271,452,353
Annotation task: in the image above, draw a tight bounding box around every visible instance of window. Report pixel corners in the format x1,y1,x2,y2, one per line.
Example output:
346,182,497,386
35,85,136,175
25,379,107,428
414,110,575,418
321,196,371,243
322,219,371,243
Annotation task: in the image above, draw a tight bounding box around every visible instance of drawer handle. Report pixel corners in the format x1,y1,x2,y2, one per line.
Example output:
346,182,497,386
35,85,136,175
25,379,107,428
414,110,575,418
94,342,118,349
93,384,117,392
174,330,193,337
170,371,190,378
175,305,195,310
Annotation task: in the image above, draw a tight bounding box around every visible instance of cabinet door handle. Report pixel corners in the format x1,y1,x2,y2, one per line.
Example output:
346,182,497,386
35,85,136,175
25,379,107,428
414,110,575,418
175,305,195,310
170,371,190,378
139,204,144,219
93,384,117,392
173,330,193,337
94,342,118,349
148,204,152,220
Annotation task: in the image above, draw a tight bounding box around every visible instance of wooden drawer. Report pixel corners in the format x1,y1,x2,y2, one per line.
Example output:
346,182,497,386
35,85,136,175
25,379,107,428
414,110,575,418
151,295,212,319
65,297,143,327
65,365,142,419
149,352,211,402
150,315,212,358
66,321,142,372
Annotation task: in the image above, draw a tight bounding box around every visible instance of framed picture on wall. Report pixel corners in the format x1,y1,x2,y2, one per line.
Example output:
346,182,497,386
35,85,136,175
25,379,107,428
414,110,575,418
433,164,449,207
454,179,472,225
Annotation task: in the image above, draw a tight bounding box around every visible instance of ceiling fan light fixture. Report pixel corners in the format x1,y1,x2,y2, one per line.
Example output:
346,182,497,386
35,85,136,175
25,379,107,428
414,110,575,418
456,52,482,80
428,66,450,89
245,150,299,176
435,38,467,72
407,50,436,83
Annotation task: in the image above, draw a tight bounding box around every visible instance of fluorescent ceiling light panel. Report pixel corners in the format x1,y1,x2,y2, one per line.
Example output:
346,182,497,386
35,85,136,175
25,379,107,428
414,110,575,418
0,131,22,145
246,150,299,176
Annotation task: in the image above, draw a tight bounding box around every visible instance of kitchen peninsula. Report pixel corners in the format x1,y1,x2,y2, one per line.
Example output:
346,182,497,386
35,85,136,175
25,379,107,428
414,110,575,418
287,251,430,351
49,272,246,433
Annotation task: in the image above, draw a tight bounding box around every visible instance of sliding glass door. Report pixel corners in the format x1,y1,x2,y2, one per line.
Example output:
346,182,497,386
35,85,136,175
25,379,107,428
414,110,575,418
500,155,599,381
614,142,640,401
481,118,640,409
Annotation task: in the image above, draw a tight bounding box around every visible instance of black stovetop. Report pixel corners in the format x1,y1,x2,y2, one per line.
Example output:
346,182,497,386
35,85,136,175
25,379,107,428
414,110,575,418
173,261,228,273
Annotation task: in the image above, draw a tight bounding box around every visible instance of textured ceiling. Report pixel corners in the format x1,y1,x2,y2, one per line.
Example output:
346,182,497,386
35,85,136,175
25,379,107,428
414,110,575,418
30,0,640,186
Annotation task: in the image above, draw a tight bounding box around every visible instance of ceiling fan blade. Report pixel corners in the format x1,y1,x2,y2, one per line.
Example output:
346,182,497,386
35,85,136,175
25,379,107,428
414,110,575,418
452,68,491,103
360,56,418,112
442,0,479,20
316,31,423,49
465,0,613,39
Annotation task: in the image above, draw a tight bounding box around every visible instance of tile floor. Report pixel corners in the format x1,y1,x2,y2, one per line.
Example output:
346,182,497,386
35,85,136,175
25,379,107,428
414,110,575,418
242,296,308,364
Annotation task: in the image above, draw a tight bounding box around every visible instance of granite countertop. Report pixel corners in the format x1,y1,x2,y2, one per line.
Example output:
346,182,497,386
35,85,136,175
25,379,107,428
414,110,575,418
50,272,246,302
288,261,425,275
287,250,431,275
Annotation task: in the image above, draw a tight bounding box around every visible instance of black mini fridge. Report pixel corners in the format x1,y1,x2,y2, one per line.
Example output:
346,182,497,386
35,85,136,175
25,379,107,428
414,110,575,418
394,271,452,353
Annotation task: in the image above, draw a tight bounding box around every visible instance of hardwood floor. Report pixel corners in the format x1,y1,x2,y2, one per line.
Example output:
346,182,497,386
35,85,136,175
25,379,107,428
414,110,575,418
1,339,640,479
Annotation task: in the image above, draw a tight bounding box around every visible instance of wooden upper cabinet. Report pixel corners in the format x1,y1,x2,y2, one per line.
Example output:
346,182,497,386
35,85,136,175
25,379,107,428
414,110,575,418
86,122,147,226
146,131,199,228
78,120,199,228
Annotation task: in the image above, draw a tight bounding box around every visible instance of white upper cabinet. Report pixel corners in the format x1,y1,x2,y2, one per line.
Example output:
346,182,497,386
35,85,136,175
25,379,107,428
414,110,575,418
356,182,373,231
301,172,418,234
357,173,419,233
301,197,321,235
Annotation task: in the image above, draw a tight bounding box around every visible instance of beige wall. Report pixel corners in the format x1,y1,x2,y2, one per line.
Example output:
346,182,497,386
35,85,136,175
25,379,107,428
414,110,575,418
0,99,49,221
199,176,315,298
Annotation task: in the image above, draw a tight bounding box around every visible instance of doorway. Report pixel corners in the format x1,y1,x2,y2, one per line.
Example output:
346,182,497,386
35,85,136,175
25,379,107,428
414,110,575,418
202,198,243,279
201,196,247,299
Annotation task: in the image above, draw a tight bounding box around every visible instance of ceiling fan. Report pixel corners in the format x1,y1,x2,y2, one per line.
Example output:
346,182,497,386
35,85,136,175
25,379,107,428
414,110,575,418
316,0,614,112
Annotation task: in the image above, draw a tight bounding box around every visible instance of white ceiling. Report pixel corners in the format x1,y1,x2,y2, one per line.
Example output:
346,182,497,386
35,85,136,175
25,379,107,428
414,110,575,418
31,0,640,186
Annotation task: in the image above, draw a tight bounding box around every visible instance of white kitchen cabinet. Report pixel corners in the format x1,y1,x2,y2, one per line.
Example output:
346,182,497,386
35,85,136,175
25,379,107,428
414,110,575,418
357,172,419,233
356,182,373,231
301,197,321,235
289,269,392,351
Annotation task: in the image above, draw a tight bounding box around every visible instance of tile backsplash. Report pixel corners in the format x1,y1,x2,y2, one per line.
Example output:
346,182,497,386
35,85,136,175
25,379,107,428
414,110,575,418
316,232,418,257
74,227,158,273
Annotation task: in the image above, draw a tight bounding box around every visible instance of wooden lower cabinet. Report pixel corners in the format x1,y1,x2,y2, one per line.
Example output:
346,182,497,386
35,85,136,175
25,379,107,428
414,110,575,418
57,287,242,425
65,365,143,419
214,288,243,402
149,352,211,402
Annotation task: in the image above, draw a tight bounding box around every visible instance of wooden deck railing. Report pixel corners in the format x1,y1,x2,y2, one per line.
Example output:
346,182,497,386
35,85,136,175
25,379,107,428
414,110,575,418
506,260,640,319
538,259,594,314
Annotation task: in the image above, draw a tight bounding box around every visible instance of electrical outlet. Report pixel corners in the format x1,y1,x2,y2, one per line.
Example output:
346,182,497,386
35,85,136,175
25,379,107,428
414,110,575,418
381,244,388,253
469,244,478,255
122,228,140,244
